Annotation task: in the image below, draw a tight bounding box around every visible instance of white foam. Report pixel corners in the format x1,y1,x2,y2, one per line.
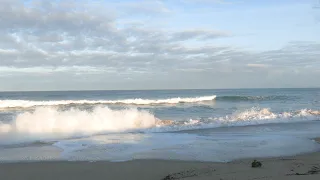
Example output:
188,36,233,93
208,108,320,128
0,95,216,109
223,108,319,122
0,106,158,144
147,108,320,133
0,107,319,145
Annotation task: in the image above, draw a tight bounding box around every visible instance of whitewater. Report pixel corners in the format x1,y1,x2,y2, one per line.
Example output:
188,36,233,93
0,88,319,162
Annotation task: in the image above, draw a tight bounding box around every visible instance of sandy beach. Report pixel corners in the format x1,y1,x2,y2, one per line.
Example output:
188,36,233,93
0,139,319,180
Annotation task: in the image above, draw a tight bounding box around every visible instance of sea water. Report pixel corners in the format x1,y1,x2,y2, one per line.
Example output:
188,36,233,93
0,88,319,162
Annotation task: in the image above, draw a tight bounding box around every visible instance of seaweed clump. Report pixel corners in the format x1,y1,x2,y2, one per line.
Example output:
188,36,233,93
251,160,262,168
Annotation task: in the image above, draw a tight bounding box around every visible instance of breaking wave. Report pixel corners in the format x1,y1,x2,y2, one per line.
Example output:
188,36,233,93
0,106,319,145
0,95,299,111
211,108,319,123
0,95,216,110
0,106,159,144
149,108,320,133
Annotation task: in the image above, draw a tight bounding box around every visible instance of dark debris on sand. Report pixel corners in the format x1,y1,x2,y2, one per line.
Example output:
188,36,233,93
251,160,262,168
161,167,215,180
287,166,320,176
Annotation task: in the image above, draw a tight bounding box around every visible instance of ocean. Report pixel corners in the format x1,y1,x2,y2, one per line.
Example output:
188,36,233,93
0,88,319,162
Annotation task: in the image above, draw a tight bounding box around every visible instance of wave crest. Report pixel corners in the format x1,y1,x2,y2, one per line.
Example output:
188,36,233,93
0,95,216,109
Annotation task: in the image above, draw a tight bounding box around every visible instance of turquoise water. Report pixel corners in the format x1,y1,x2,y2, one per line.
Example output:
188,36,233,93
0,88,319,162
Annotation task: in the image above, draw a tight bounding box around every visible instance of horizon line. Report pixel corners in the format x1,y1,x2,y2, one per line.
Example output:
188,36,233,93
0,87,319,93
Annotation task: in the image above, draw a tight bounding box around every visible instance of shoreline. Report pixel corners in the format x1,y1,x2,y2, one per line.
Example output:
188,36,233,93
0,138,320,180
1,152,320,180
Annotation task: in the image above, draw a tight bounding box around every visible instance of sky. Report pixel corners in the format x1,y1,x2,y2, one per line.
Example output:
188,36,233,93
0,0,319,91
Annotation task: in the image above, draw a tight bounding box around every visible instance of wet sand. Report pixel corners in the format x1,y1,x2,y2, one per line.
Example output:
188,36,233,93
1,139,320,180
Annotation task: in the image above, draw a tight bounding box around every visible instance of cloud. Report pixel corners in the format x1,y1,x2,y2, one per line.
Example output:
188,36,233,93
181,0,235,4
312,0,320,22
258,41,320,68
247,64,269,68
313,0,320,9
170,29,230,41
0,0,319,90
0,66,117,75
118,0,171,15
0,0,231,70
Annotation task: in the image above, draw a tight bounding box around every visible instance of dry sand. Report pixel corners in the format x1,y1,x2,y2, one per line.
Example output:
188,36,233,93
1,139,320,180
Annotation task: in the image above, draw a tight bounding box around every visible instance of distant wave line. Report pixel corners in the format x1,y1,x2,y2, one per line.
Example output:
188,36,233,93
0,95,217,108
215,95,297,101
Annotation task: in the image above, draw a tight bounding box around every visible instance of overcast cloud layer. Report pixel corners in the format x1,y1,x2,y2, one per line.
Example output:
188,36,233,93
0,0,319,91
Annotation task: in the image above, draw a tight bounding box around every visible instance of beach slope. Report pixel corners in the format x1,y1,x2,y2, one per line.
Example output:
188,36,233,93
1,151,320,180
